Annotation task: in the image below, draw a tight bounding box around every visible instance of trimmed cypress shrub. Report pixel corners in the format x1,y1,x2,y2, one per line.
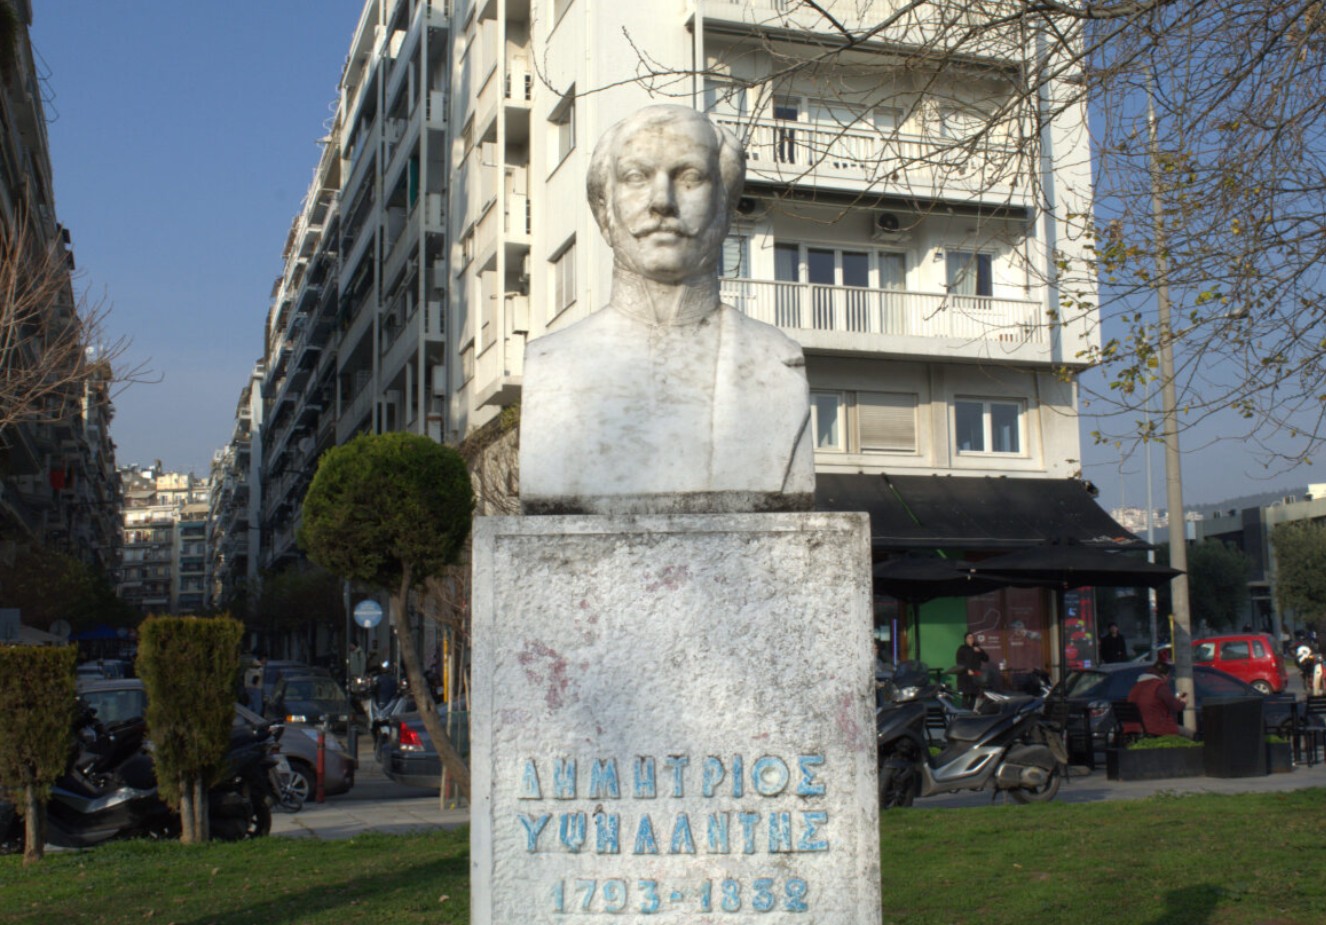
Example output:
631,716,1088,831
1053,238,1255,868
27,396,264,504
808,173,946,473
135,615,243,843
0,645,77,864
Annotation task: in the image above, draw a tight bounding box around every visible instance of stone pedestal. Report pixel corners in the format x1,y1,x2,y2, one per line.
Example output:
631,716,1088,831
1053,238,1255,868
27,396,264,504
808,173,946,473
471,513,879,924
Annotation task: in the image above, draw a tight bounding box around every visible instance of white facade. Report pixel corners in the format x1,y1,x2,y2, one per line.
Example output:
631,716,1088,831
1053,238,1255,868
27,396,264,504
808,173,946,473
216,0,1101,601
116,464,210,616
447,0,1097,484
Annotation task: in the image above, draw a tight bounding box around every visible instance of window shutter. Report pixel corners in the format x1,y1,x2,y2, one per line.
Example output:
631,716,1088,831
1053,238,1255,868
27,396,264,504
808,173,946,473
858,392,916,452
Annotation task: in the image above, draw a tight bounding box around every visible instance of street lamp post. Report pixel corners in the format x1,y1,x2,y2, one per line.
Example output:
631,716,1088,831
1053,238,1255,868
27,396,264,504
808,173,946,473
1147,73,1195,732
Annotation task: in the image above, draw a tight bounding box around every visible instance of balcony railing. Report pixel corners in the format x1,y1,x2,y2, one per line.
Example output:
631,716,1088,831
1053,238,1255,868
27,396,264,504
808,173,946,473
715,116,1021,199
720,278,1045,344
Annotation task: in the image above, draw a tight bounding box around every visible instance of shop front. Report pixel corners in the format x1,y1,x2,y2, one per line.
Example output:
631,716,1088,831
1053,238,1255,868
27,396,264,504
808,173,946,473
817,473,1164,683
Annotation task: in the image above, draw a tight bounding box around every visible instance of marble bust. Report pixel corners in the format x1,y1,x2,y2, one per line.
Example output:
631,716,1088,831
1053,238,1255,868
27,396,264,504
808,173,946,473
519,105,814,515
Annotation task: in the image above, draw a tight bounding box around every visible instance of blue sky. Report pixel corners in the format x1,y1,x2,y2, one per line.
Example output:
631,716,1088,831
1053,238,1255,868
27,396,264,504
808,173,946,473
28,3,1326,512
31,2,364,476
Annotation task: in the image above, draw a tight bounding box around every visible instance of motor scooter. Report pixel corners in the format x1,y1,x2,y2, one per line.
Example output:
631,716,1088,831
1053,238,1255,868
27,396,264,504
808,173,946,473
876,668,1068,808
1,700,280,851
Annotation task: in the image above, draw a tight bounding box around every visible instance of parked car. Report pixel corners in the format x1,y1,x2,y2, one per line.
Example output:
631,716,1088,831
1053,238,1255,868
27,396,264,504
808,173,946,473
235,704,354,798
1192,633,1288,694
381,709,469,790
75,659,132,681
268,673,351,734
1049,662,1308,750
259,660,330,708
78,677,149,726
77,679,354,799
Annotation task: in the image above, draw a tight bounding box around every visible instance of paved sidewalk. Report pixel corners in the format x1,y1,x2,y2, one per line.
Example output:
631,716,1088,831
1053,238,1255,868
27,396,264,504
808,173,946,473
920,755,1326,809
270,756,467,840
271,749,1326,839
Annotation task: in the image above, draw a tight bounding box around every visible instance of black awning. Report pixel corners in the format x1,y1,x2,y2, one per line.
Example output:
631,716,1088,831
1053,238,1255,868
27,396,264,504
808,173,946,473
816,473,1143,551
971,545,1179,589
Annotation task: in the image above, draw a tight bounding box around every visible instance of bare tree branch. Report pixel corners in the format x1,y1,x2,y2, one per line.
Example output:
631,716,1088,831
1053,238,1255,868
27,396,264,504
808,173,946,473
0,207,154,434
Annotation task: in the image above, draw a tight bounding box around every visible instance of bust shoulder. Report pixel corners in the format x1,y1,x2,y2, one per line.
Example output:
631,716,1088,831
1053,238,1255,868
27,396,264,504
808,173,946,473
718,305,806,368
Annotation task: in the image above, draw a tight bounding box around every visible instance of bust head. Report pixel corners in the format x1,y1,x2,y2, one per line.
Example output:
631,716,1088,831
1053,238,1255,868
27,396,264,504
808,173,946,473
587,105,745,285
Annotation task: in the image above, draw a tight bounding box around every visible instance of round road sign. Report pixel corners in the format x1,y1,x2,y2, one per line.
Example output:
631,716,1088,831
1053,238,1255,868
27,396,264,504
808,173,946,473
353,599,384,629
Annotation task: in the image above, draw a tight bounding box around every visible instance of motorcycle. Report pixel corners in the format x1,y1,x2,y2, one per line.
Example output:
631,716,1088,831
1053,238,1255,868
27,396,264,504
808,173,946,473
1,700,279,851
876,663,1068,808
208,712,281,840
1294,643,1324,697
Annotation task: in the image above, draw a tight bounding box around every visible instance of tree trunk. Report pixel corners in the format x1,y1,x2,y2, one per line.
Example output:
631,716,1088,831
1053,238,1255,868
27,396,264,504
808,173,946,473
179,776,198,844
193,777,209,842
22,783,44,865
392,565,471,799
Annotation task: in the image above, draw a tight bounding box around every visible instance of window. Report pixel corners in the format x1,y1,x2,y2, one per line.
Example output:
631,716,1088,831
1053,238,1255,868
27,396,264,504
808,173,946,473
702,79,748,119
879,253,906,290
1221,641,1251,661
719,235,749,279
955,398,1022,454
945,252,992,297
938,106,982,140
550,91,575,169
551,240,576,317
774,97,800,164
858,392,917,453
773,243,909,332
811,391,844,451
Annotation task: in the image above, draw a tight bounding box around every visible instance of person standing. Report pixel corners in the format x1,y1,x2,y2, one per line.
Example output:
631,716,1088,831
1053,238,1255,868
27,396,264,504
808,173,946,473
955,632,989,709
1100,623,1129,664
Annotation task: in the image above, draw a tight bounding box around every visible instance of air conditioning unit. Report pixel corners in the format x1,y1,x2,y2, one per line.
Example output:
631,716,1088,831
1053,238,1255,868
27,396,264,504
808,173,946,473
734,196,767,220
871,211,908,242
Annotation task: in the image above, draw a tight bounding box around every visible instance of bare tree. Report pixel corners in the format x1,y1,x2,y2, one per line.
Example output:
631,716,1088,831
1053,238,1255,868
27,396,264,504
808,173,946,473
590,0,1326,470
0,207,145,433
419,406,520,801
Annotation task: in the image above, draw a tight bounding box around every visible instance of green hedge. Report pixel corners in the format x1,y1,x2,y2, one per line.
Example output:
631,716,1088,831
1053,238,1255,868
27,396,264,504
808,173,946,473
135,616,243,809
0,646,77,802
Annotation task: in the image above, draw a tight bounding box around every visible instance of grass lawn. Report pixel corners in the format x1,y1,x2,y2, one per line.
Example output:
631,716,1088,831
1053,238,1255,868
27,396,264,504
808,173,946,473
3,790,1324,924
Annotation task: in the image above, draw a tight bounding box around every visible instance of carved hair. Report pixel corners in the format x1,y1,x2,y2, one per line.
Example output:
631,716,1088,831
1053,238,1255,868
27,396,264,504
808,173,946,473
586,104,746,238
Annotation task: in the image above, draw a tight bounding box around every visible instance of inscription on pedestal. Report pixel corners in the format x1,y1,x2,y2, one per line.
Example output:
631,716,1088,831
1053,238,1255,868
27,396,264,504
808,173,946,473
471,514,879,924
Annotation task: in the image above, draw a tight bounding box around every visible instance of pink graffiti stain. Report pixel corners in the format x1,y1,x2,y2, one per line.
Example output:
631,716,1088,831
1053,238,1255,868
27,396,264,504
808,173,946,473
516,641,572,710
643,564,691,593
836,690,864,748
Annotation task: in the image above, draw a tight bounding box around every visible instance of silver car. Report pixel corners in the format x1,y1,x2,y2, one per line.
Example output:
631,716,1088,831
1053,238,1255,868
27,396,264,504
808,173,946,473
76,679,355,800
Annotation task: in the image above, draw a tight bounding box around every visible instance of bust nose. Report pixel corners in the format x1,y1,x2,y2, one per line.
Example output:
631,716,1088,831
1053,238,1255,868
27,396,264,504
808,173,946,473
647,173,677,216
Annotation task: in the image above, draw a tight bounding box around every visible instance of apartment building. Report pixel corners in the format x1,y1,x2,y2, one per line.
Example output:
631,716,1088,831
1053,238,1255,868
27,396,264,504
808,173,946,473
116,463,209,616
207,364,264,610
447,0,1095,480
212,0,1120,673
0,0,120,576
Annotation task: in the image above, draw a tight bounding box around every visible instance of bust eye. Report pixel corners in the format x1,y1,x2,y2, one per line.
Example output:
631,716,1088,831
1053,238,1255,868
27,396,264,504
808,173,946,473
620,168,647,185
677,168,707,187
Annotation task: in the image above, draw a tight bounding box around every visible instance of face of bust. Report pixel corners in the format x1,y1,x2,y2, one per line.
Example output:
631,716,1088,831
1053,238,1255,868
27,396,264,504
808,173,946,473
604,115,728,284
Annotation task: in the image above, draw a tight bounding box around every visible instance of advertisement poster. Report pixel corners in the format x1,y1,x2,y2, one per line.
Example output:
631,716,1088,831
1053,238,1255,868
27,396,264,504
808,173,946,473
965,588,1048,678
1063,590,1097,669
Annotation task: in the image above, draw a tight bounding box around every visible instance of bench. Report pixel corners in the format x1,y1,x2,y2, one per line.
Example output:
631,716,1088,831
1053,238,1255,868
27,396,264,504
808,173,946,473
1110,700,1147,746
1302,696,1326,766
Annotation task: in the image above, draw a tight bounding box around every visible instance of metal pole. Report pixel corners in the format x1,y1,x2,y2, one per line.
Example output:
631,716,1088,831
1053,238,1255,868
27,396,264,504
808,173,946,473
1146,394,1158,653
343,579,356,760
1147,72,1195,732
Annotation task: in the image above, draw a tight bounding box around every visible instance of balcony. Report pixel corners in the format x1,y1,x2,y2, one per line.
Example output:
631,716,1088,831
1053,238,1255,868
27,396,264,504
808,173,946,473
700,1,1025,57
716,116,1030,206
720,278,1047,358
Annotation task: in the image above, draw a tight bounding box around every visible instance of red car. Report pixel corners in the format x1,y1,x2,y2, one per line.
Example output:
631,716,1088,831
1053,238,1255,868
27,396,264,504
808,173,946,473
1192,633,1288,694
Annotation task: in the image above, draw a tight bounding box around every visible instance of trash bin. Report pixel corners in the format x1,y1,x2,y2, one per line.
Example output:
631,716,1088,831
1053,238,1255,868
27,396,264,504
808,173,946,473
1202,697,1266,777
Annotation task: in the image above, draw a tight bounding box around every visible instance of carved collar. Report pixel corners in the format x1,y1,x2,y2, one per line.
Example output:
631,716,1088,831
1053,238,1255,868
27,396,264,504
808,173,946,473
608,268,721,327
